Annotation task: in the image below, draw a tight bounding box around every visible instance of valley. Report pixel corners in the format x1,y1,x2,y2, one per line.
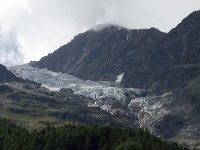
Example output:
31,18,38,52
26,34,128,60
7,64,198,148
0,9,200,149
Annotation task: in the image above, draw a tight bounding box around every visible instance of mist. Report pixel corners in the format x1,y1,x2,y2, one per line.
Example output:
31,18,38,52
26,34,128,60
0,27,23,66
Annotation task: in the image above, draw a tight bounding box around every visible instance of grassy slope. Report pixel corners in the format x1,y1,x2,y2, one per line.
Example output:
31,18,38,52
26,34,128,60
0,82,136,130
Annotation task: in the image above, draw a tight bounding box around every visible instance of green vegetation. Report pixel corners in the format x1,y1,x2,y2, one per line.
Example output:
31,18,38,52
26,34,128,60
0,83,135,129
0,118,192,150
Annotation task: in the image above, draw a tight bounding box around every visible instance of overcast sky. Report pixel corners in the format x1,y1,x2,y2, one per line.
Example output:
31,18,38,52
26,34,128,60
0,0,200,65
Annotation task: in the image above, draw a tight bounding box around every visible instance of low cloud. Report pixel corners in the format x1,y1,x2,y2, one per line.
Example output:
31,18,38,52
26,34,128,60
0,28,24,66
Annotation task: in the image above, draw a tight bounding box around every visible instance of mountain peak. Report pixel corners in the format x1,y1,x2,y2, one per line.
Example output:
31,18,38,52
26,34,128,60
32,23,166,88
181,10,200,27
186,9,200,19
91,24,125,32
170,10,200,33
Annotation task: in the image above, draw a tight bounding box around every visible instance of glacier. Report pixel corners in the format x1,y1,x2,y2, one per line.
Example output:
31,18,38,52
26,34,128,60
8,65,144,104
8,64,173,130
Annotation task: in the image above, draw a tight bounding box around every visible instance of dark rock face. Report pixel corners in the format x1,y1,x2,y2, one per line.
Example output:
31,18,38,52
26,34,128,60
32,26,166,88
122,10,200,91
144,10,200,92
33,10,200,93
154,115,187,139
0,64,19,83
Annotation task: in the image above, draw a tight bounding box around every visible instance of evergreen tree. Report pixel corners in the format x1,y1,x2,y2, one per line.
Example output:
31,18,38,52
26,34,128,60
0,118,192,150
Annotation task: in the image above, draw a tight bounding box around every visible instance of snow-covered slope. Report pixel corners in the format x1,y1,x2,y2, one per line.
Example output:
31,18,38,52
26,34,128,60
9,65,145,104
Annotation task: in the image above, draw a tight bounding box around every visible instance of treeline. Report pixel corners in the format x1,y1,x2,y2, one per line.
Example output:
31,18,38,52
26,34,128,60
0,118,194,150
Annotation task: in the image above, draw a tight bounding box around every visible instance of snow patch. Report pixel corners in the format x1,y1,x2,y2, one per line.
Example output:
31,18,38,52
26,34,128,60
115,73,124,83
127,30,132,41
41,84,61,92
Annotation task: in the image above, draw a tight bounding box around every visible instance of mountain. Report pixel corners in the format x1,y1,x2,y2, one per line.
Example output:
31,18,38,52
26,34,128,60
32,11,200,94
0,64,137,129
0,64,19,83
32,25,166,89
145,10,200,92
27,10,200,148
7,64,200,148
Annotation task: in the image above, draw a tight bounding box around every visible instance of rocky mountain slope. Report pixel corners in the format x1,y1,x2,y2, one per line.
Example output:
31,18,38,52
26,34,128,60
145,10,200,93
0,64,20,83
32,25,166,90
0,64,137,129
32,10,200,93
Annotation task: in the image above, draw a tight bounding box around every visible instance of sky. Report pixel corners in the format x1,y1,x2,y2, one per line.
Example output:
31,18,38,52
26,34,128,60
0,0,200,65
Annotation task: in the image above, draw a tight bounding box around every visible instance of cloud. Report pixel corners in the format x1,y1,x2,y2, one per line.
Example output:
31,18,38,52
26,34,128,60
0,0,199,63
0,26,24,66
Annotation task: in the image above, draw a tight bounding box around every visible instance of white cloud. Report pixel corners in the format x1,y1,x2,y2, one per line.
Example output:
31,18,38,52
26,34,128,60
0,0,199,64
0,26,24,66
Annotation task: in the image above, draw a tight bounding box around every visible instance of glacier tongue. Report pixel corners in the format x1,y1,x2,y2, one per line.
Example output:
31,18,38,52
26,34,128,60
8,65,142,104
